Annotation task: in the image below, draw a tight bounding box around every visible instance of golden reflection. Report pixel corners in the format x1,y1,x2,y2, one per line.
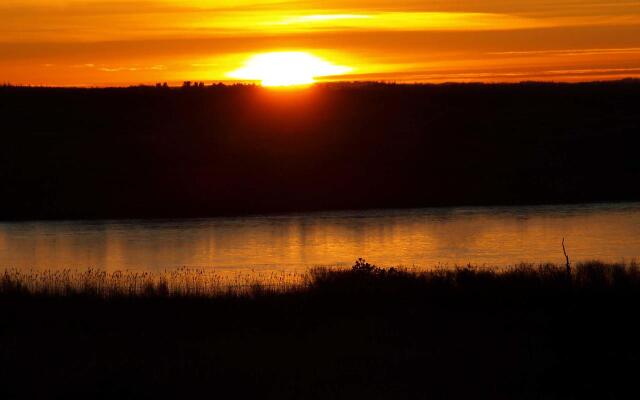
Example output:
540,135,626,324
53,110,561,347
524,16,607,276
227,52,352,86
0,205,639,273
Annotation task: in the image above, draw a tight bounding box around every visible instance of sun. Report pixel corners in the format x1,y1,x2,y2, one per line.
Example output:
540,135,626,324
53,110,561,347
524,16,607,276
227,52,351,87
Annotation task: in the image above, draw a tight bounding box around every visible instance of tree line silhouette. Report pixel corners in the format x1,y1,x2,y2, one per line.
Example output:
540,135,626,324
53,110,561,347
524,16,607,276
1,80,639,219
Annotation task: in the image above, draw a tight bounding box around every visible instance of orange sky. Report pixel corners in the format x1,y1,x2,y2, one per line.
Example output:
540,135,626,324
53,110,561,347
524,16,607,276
2,0,640,86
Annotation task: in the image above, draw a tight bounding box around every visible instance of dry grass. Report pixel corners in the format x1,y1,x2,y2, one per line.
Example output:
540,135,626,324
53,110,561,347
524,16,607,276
0,267,306,297
2,259,640,399
2,259,638,298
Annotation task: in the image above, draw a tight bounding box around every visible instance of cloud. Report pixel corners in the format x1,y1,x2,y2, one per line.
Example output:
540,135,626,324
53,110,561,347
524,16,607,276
488,48,640,56
2,1,640,85
96,64,167,72
4,1,640,43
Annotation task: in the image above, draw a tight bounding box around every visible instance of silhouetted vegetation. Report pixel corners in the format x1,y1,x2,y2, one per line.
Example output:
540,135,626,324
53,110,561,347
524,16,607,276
2,260,640,398
1,80,639,219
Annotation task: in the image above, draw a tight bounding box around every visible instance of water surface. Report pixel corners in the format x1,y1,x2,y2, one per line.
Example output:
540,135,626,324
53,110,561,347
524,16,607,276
1,203,639,272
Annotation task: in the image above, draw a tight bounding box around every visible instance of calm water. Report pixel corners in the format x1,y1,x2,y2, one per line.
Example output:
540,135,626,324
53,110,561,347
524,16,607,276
1,203,639,272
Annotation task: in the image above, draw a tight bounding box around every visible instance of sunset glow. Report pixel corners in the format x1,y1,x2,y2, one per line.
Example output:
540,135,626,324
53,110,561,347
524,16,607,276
227,52,351,87
2,1,640,86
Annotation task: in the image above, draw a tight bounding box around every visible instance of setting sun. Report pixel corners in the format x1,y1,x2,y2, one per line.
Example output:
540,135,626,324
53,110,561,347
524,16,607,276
227,52,352,87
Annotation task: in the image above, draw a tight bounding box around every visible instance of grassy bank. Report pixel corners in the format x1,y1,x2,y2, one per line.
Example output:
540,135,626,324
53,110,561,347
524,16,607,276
2,260,640,399
3,259,638,297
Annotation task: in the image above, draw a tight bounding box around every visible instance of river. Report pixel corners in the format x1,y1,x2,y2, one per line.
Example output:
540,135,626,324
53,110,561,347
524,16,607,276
1,202,639,272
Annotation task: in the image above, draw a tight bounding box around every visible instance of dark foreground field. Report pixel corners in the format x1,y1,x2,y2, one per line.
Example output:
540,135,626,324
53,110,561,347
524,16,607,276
2,261,639,399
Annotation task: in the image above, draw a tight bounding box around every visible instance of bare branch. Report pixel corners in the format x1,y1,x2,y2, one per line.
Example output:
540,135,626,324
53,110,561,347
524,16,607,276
562,238,571,277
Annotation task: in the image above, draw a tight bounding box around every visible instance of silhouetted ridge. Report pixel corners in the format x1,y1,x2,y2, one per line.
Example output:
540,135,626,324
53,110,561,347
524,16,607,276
1,80,639,219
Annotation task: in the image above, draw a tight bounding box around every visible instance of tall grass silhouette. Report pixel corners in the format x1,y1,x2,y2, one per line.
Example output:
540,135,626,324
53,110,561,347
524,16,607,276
0,267,307,297
2,259,638,298
3,259,640,399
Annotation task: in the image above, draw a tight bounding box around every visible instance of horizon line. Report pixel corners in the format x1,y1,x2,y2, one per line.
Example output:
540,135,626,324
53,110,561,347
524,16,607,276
3,77,640,90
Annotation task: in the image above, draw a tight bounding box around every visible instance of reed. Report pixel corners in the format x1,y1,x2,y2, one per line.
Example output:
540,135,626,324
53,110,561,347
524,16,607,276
2,259,640,399
2,259,638,298
0,267,306,297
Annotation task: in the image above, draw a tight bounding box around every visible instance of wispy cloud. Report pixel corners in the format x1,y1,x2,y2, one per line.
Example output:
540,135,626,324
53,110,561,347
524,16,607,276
489,48,640,56
66,63,167,72
98,64,166,72
2,0,640,85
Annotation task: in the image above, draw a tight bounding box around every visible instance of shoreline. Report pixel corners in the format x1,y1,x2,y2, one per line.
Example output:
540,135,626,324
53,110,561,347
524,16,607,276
3,259,639,398
2,260,637,298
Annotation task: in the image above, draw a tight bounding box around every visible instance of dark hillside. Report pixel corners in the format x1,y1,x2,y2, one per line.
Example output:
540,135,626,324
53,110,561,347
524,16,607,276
1,81,639,219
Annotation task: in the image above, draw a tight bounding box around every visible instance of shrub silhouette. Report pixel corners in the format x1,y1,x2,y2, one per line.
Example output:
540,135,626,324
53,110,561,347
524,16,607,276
352,258,379,273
